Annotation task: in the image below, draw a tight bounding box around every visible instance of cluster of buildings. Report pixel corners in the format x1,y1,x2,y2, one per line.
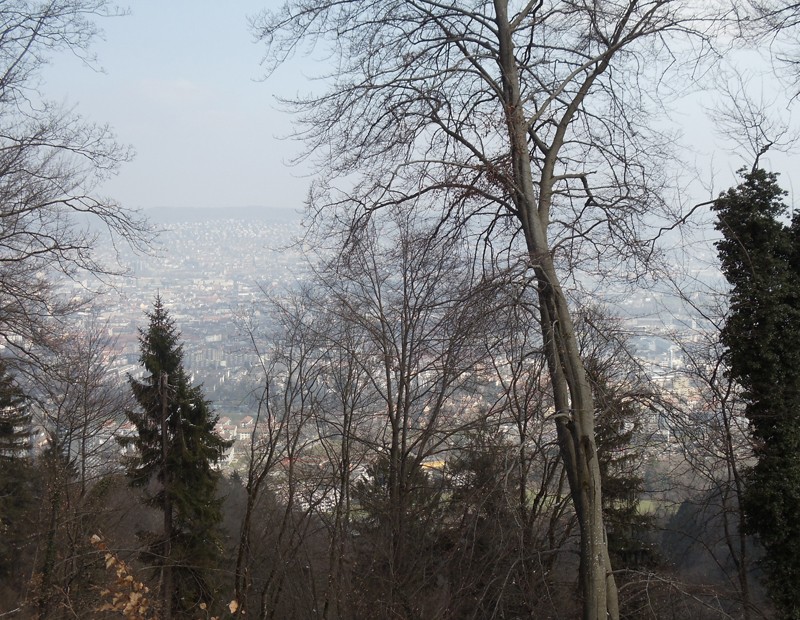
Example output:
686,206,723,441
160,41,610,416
47,207,728,474
71,207,307,416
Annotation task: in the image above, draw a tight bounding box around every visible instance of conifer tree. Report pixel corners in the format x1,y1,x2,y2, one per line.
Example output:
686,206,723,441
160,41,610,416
122,296,231,618
715,168,800,620
0,360,32,594
591,364,656,571
0,361,30,461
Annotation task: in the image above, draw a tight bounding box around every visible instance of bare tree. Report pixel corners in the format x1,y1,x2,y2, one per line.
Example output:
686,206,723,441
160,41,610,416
233,289,328,619
253,2,722,617
241,214,513,618
311,214,489,618
0,1,150,368
444,279,576,618
36,319,129,490
669,325,767,618
645,268,773,619
739,1,800,93
0,7,152,603
26,320,131,618
311,300,378,620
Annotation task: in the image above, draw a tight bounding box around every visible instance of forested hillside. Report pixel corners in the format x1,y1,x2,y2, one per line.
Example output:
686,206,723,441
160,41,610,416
2,1,800,619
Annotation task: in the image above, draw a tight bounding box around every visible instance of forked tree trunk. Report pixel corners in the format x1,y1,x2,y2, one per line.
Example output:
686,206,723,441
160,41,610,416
537,264,619,620
493,2,618,618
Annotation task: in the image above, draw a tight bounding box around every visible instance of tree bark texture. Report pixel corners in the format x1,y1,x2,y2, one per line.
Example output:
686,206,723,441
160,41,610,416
493,2,617,617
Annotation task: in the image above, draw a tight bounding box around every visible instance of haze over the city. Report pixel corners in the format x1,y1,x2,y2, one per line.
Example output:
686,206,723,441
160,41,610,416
3,3,800,618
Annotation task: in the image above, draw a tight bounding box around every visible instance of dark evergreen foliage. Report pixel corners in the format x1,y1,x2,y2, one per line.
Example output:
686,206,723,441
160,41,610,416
121,296,232,617
0,361,30,462
0,360,33,596
591,361,658,571
350,454,449,618
715,168,800,620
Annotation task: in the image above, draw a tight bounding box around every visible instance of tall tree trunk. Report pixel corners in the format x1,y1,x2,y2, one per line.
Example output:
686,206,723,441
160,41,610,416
538,272,618,620
160,373,173,620
493,2,618,617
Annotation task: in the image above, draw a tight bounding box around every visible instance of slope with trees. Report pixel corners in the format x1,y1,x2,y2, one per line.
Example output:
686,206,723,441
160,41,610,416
252,2,722,617
1,2,798,618
26,322,138,617
233,210,686,618
0,5,152,608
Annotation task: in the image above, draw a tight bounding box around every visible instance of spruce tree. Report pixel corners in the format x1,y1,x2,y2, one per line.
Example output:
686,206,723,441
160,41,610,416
591,364,656,571
0,361,30,461
715,168,800,619
122,296,231,618
0,360,32,592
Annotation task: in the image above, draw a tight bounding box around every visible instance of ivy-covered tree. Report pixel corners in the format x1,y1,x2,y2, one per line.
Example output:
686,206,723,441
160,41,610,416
715,168,800,619
122,297,231,619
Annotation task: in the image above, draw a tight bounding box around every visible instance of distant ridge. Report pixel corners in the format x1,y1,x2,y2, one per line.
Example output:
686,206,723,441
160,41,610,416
144,205,302,225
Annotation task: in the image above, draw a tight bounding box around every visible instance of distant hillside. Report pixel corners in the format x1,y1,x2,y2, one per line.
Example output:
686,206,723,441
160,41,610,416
144,205,303,225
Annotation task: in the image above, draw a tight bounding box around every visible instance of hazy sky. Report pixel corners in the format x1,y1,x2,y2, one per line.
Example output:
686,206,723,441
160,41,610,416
40,2,796,215
42,1,310,212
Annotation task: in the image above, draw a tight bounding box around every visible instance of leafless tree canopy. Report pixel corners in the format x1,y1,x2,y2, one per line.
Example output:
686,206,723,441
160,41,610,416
742,1,800,90
254,0,717,276
253,3,727,618
0,1,151,362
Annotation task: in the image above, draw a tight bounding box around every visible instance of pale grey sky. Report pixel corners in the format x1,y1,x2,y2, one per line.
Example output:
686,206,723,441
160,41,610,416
39,2,797,216
42,1,310,212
